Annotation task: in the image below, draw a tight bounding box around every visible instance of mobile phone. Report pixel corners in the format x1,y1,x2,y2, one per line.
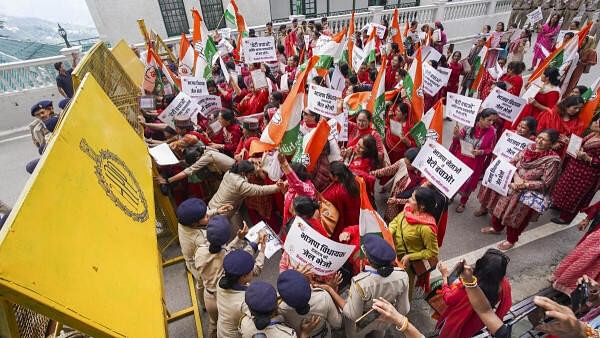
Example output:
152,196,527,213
355,308,380,330
455,260,466,276
527,306,546,327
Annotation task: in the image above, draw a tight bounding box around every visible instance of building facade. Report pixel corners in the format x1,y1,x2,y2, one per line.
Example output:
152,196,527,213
85,0,417,45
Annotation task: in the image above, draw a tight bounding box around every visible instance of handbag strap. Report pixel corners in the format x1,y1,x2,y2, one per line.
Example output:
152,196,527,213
398,215,410,257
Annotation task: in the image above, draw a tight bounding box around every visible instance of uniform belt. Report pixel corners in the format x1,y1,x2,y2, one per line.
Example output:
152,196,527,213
310,324,328,338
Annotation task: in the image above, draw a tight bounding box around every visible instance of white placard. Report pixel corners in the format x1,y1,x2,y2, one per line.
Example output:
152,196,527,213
412,140,474,198
557,30,578,46
423,62,450,96
262,150,284,181
182,76,208,97
251,69,268,89
246,221,282,259
351,45,366,73
493,130,535,162
330,66,345,92
242,36,277,63
521,83,541,101
367,23,387,40
422,46,443,63
526,7,543,25
148,143,180,166
481,87,527,122
445,92,482,127
218,39,234,56
196,95,222,116
460,140,475,158
566,134,583,158
218,28,232,40
209,120,222,134
307,84,342,119
283,217,355,276
140,95,156,110
158,92,201,128
315,34,333,51
304,35,311,49
280,72,289,91
336,111,349,141
487,62,505,80
482,157,517,196
390,119,404,137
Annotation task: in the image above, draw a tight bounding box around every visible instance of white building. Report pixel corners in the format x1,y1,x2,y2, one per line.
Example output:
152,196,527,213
85,0,416,45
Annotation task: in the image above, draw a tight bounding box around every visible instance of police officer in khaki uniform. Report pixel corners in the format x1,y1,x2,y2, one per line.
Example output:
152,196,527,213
316,234,410,338
553,0,568,25
510,0,525,26
517,0,535,27
195,217,266,337
564,0,586,27
217,250,265,338
581,0,599,23
542,0,556,24
240,282,321,338
278,270,342,338
160,146,235,185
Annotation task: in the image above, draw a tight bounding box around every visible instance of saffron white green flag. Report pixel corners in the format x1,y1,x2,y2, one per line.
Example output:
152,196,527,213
367,57,387,137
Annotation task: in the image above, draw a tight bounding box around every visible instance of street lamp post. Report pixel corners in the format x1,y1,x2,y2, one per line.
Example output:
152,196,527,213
57,23,71,48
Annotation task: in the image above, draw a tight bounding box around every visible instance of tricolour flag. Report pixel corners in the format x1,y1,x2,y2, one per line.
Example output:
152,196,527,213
390,9,406,55
404,47,424,122
314,28,347,77
148,46,181,90
528,21,592,85
292,119,331,172
580,78,600,127
409,98,444,146
367,56,387,137
403,21,410,40
341,11,355,67
344,89,402,116
357,176,396,256
224,0,248,60
191,8,217,79
469,37,492,95
178,33,195,77
249,56,320,156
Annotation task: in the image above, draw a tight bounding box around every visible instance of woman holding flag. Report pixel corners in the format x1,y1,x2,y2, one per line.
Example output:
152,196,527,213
384,101,415,164
530,14,562,71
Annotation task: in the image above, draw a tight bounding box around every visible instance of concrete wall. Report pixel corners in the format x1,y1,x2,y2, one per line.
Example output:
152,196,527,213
230,0,272,27
0,87,61,134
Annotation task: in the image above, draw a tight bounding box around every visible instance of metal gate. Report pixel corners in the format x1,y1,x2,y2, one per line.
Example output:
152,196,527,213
200,0,226,30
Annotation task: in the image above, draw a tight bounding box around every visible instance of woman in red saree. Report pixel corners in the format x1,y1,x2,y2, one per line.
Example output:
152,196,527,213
515,67,561,126
237,76,269,116
450,109,499,213
481,129,562,250
499,61,525,96
475,116,538,217
346,110,387,164
447,51,465,94
209,109,243,157
349,135,380,195
551,119,600,224
552,200,600,295
385,101,415,164
322,161,361,240
436,249,512,338
536,96,586,156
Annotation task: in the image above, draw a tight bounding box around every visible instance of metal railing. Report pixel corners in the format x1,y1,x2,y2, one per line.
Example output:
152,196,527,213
0,0,511,94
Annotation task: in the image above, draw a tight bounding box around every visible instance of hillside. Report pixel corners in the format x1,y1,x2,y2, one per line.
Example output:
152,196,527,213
0,15,97,45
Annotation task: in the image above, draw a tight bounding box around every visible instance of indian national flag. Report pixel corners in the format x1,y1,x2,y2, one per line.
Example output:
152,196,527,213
357,176,396,256
225,0,248,59
341,11,356,67
469,37,492,95
191,8,217,79
529,21,593,85
409,98,444,146
580,78,600,127
148,47,181,90
292,119,331,172
390,9,406,55
178,33,195,77
250,56,319,156
404,47,424,121
314,28,347,77
344,89,402,116
367,56,387,137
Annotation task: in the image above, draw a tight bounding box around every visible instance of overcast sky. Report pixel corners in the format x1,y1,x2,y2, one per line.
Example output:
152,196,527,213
0,0,95,27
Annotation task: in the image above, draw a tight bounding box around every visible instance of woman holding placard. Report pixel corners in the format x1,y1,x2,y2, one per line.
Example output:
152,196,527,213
515,67,561,126
385,101,415,164
450,109,499,213
535,95,586,155
550,119,600,224
481,129,561,250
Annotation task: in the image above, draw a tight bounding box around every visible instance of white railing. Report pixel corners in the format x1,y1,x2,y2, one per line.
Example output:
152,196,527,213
2,0,511,95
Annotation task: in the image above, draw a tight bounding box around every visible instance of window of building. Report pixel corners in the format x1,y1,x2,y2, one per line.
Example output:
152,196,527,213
158,0,190,37
290,0,317,16
200,0,226,30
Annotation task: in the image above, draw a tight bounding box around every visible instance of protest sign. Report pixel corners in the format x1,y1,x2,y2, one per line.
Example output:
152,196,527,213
315,34,333,51
242,36,277,63
284,217,355,276
218,39,234,56
566,134,583,158
304,35,311,49
246,221,282,259
280,72,289,91
352,45,366,72
423,62,450,96
482,158,517,196
487,62,505,80
158,92,201,128
423,46,442,63
218,28,231,40
481,87,527,122
527,7,543,25
557,30,578,46
445,92,482,127
330,66,346,92
182,76,208,97
196,95,222,116
460,140,475,158
493,130,535,161
148,143,179,166
367,23,387,40
331,111,349,142
521,83,541,101
307,84,342,119
390,119,404,137
251,69,268,89
140,95,156,110
412,140,474,198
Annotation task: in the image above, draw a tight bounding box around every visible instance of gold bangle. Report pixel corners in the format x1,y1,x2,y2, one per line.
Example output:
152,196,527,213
583,323,599,338
395,316,409,332
460,276,479,288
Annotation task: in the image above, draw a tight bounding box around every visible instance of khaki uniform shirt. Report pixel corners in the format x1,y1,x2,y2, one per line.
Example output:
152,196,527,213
279,287,342,338
542,0,554,9
177,209,220,280
513,0,524,9
342,267,410,338
555,0,567,10
217,287,247,338
208,172,279,218
567,0,584,10
585,0,599,10
239,314,297,338
183,148,235,176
